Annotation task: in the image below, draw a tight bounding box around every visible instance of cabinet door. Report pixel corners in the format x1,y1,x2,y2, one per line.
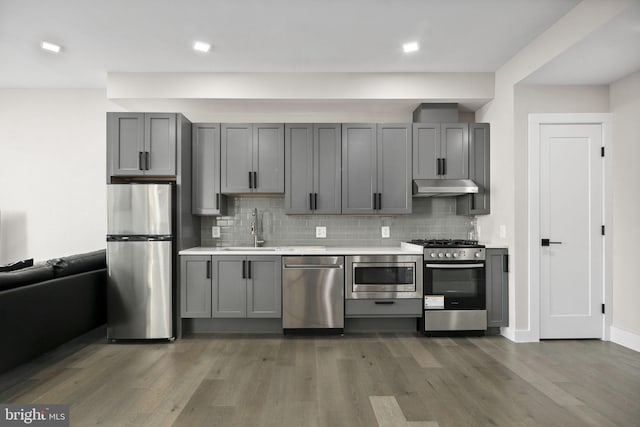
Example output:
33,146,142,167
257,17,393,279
221,124,253,193
144,113,176,176
284,124,314,213
470,123,490,214
192,123,225,215
180,256,212,318
441,123,469,179
253,123,284,193
314,124,342,214
377,124,412,214
486,248,509,327
108,113,145,176
412,123,440,180
246,256,282,318
212,256,247,318
342,124,377,214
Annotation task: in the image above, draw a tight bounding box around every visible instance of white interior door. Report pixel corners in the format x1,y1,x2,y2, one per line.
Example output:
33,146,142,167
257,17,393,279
540,123,603,339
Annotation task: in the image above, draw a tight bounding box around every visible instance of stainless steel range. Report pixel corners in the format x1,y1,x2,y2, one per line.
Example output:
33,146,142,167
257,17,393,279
410,239,487,334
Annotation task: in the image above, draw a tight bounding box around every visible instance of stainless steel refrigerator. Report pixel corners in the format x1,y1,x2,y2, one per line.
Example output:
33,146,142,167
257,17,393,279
106,183,174,340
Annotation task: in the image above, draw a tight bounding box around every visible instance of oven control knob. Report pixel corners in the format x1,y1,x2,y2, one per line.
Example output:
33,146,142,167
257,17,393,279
445,253,451,258
453,253,459,258
475,252,482,258
438,253,444,258
430,253,436,258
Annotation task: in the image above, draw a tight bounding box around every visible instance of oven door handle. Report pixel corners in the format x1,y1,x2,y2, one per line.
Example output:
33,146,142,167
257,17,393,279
425,263,484,269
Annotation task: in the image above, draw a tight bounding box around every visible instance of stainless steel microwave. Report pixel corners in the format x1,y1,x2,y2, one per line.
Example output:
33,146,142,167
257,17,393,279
345,255,423,299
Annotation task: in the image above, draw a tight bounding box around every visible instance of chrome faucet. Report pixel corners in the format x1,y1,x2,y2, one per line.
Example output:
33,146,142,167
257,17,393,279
251,208,265,247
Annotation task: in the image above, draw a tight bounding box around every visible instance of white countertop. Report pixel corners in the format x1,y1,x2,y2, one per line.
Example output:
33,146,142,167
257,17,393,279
480,243,509,249
179,242,424,256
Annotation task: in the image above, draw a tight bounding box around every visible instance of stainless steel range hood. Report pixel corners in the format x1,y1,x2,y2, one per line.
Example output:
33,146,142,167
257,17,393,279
412,179,479,197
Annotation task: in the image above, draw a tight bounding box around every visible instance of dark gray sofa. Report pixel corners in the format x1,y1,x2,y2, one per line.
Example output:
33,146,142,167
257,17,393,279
0,250,107,374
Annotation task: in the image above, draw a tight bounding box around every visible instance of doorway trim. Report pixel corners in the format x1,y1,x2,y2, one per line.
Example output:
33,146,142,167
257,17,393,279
528,113,612,342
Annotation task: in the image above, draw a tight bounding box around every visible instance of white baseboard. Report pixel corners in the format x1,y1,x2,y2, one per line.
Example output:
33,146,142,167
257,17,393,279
610,326,640,353
499,326,539,343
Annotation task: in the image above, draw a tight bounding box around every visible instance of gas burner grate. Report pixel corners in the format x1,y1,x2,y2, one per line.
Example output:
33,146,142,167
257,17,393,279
409,239,482,248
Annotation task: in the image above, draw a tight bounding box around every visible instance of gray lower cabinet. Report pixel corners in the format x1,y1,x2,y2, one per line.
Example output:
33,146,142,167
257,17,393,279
180,255,212,318
192,123,226,215
108,113,177,177
486,248,509,327
212,255,282,318
221,123,284,193
457,123,490,215
413,123,468,180
181,255,282,319
342,123,412,214
284,123,341,214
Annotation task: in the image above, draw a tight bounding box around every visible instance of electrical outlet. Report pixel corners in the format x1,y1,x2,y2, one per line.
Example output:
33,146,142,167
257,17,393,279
316,226,327,238
211,226,221,238
381,226,390,238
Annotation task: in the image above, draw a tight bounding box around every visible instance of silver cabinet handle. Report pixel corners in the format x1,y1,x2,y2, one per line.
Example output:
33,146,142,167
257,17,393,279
425,264,484,269
283,265,342,269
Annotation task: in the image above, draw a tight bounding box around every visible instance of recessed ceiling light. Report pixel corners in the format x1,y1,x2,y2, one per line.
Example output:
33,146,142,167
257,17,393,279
403,41,419,53
41,41,61,53
193,41,211,53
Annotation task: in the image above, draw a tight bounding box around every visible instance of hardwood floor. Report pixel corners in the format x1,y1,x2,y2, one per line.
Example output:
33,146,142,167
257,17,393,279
1,329,639,426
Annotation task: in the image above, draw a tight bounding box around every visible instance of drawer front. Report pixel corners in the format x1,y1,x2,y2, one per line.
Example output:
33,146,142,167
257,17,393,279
345,299,422,318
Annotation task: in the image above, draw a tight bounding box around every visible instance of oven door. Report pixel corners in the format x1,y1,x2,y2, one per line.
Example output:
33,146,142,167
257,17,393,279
424,263,486,309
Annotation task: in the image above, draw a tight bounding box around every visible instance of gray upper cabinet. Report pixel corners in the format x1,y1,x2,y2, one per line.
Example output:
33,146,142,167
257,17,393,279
284,123,341,214
342,124,377,214
180,255,212,318
486,248,509,328
342,123,411,214
211,255,281,319
221,123,284,194
377,124,412,214
192,123,226,215
458,123,490,215
108,113,176,177
413,123,468,180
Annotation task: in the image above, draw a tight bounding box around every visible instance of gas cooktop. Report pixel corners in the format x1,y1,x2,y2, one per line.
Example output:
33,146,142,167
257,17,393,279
409,239,484,248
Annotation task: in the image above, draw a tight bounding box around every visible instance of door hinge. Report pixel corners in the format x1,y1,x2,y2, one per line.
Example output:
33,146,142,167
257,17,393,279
601,225,605,236
601,303,605,314
601,147,605,157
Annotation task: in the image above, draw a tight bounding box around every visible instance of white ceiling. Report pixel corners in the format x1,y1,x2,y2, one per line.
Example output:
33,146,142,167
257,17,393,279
524,1,640,85
1,0,638,94
1,0,585,88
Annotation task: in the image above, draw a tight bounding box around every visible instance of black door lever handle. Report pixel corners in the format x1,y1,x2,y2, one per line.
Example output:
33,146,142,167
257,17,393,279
541,239,562,246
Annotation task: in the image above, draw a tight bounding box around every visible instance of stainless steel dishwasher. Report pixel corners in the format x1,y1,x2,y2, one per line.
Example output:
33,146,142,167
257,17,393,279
282,256,344,332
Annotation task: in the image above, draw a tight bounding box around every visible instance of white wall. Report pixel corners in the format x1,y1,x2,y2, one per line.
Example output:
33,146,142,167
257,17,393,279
476,0,629,339
513,84,609,328
610,71,640,337
0,89,123,263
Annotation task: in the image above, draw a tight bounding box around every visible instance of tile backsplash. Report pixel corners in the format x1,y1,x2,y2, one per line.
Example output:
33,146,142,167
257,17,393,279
200,196,474,247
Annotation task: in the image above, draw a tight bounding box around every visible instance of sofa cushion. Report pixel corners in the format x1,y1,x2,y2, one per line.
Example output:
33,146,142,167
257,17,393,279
0,264,55,292
47,249,106,278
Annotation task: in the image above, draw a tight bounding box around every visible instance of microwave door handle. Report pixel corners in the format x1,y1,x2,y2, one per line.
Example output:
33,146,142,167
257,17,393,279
425,263,484,269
